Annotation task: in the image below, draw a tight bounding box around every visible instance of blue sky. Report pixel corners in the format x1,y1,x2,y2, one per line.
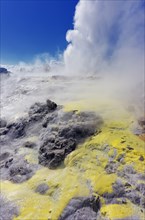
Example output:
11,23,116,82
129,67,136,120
1,0,78,64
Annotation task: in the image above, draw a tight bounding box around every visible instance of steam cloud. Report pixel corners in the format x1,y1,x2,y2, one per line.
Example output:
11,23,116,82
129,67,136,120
64,0,144,80
1,0,144,120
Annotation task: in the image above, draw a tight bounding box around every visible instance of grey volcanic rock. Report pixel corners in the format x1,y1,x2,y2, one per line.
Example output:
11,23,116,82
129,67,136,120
0,67,10,74
35,183,49,194
58,196,100,220
28,99,57,121
8,159,35,183
39,110,103,168
39,137,76,168
0,154,37,183
42,112,58,127
6,118,28,139
0,195,19,220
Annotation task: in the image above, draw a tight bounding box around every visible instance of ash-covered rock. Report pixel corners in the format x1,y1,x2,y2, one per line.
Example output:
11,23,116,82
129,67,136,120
39,111,103,168
42,112,58,128
39,137,76,168
58,196,100,220
103,175,145,209
28,99,57,121
0,194,19,220
0,155,37,183
35,183,49,194
6,118,28,139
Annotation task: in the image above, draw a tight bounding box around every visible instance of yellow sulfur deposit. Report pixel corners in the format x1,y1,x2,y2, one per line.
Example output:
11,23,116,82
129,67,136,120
101,203,134,219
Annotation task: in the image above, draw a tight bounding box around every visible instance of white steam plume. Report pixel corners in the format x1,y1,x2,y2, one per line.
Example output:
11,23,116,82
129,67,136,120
64,0,144,81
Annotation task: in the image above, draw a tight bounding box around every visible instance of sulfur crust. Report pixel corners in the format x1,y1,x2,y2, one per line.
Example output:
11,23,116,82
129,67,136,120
101,203,134,219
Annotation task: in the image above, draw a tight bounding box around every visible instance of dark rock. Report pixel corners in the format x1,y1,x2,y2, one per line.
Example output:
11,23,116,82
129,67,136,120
42,112,58,128
6,118,27,139
46,99,57,110
0,67,10,74
23,141,36,149
39,110,102,168
58,196,100,220
0,127,8,135
58,122,97,140
28,102,48,121
39,138,76,168
5,158,14,168
28,100,57,121
35,183,49,194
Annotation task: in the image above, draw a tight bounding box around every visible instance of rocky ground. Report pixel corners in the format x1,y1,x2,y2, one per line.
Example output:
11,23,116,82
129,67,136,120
0,74,145,220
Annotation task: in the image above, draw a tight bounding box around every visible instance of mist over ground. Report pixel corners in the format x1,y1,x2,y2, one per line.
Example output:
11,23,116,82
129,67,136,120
1,0,144,119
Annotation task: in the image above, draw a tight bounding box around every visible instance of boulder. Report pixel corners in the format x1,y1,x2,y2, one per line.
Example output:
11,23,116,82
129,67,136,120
28,100,57,121
58,196,100,220
8,159,34,183
38,110,103,168
39,138,76,168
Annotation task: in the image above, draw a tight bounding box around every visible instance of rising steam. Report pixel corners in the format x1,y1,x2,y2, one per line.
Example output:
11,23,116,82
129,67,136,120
64,0,144,81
